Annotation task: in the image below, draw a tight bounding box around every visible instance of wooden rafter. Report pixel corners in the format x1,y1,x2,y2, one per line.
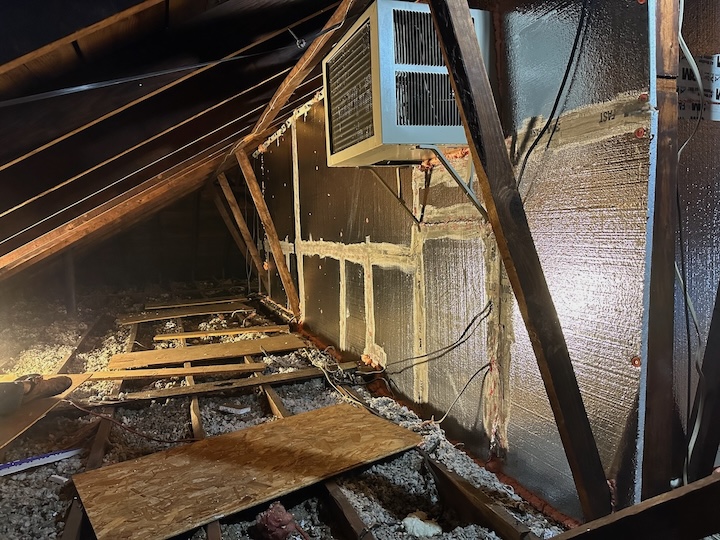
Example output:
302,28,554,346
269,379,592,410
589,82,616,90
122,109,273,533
242,0,359,148
427,0,610,520
235,150,301,318
0,4,339,173
639,0,681,499
216,172,269,289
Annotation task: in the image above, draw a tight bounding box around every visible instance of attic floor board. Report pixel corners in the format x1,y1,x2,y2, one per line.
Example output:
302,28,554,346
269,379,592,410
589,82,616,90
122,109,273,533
107,334,308,369
117,300,253,325
73,403,422,540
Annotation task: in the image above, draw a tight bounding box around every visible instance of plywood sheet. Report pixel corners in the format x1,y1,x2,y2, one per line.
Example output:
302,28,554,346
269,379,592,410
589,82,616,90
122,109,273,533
0,374,91,451
74,403,421,540
108,334,308,369
117,301,253,325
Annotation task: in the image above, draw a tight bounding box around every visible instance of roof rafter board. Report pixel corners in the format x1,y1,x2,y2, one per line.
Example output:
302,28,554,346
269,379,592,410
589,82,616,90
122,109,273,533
107,334,309,369
0,0,165,80
0,4,340,173
117,300,252,325
427,0,610,520
74,403,421,540
0,75,323,253
0,150,223,281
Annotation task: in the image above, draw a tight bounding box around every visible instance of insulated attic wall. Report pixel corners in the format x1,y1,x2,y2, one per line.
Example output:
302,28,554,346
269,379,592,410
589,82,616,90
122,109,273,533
500,0,651,518
674,0,720,432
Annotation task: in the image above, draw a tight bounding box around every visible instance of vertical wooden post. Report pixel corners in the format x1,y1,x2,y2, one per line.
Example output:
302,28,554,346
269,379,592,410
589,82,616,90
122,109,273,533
63,250,77,316
639,0,681,500
427,0,611,520
235,150,301,318
216,173,269,291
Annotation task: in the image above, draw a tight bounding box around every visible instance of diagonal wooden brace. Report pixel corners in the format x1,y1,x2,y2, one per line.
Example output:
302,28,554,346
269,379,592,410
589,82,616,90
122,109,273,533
427,0,611,520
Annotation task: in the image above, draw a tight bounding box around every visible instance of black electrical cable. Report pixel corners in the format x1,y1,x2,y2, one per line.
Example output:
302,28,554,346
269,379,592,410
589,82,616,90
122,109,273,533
515,0,590,192
386,301,492,375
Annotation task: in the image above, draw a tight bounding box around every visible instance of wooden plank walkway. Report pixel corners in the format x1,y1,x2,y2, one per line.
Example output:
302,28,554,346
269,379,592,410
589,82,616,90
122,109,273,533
74,403,422,540
108,334,307,369
89,364,265,380
117,301,253,325
154,324,289,341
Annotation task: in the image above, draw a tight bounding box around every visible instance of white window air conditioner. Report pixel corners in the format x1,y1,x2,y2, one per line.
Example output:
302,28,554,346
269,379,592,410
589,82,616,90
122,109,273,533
322,0,492,168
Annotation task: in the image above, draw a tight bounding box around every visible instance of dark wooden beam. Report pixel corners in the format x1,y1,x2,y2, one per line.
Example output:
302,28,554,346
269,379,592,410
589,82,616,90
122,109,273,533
244,0,358,145
426,0,610,520
0,150,224,281
217,172,269,290
426,457,541,540
687,279,720,481
556,473,720,539
640,0,681,499
235,150,301,318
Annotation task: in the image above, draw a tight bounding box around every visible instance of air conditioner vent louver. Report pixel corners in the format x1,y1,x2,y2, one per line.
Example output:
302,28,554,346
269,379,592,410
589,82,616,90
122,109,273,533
322,0,491,167
393,10,444,66
326,22,374,154
396,72,461,126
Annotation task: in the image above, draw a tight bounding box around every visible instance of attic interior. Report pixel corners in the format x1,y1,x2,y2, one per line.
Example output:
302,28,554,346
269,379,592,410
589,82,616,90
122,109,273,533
0,0,718,538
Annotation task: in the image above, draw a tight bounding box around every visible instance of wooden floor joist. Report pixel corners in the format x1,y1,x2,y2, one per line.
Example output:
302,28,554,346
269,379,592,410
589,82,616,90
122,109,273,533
87,362,358,404
108,334,308,369
88,363,266,381
426,457,541,540
73,403,422,540
117,300,252,325
154,324,289,341
427,0,611,519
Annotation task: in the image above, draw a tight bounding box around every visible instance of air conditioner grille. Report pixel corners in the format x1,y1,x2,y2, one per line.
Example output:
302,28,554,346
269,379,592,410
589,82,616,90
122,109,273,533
395,72,461,126
393,9,444,66
326,22,374,154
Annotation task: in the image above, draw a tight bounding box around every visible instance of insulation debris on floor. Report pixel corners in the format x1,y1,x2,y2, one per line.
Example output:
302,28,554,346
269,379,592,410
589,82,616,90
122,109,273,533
0,283,565,540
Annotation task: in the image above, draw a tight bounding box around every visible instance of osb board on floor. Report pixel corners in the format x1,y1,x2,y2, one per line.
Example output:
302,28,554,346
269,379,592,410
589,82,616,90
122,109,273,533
117,300,253,325
108,334,308,369
0,374,91,451
74,403,422,540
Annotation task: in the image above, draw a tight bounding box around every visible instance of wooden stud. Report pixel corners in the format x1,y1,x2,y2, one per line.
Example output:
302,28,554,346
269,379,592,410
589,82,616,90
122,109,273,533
555,473,720,539
216,173,269,289
235,150,301,317
245,0,358,145
640,0,681,499
687,279,720,482
426,0,610,519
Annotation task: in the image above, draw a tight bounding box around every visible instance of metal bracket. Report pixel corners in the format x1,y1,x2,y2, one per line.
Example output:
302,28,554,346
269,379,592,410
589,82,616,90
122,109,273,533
417,145,488,221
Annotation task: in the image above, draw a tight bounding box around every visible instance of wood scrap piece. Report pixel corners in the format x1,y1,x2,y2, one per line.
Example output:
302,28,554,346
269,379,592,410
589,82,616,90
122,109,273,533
425,457,540,540
88,363,358,404
0,374,91,451
89,363,265,380
117,300,253,325
144,295,247,310
154,324,290,341
555,472,720,539
73,403,422,540
108,334,308,369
